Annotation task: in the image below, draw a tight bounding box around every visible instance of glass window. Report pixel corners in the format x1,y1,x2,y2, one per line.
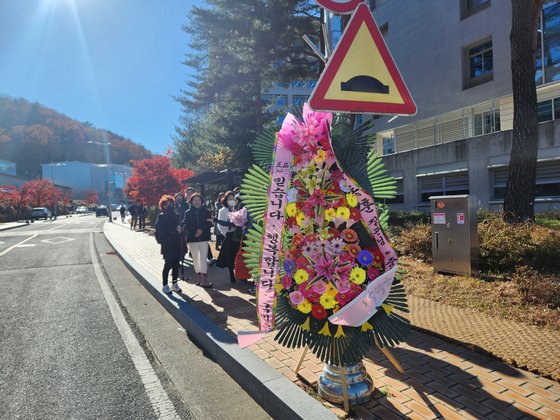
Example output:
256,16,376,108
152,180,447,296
536,1,560,84
469,41,493,78
291,80,305,88
555,97,560,118
537,99,553,122
293,95,308,108
275,95,288,107
474,109,500,135
461,0,491,19
383,137,395,155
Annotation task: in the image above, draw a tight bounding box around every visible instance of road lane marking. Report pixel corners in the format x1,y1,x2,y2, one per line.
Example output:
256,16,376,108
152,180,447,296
15,244,36,247
41,237,75,245
0,234,37,257
88,234,179,419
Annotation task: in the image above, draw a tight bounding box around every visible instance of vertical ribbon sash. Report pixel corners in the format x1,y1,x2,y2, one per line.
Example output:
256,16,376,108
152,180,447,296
328,174,398,327
238,139,292,348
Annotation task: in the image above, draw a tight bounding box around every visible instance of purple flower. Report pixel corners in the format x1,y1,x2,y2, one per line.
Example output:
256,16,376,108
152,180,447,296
327,238,345,255
284,259,296,275
358,250,373,266
289,291,304,305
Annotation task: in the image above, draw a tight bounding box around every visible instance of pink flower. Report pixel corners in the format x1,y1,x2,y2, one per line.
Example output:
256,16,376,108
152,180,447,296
315,255,336,281
312,280,327,294
228,207,247,227
335,279,351,294
281,274,293,290
289,291,304,305
308,189,327,207
334,263,352,283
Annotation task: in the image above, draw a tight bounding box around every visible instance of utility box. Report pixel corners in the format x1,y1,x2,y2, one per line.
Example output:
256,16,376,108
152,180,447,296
429,195,479,276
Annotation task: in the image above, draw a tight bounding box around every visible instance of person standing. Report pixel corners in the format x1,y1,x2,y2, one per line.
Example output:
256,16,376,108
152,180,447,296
119,204,126,223
155,195,182,294
182,193,213,288
214,192,225,250
216,191,241,283
138,202,147,230
128,202,138,230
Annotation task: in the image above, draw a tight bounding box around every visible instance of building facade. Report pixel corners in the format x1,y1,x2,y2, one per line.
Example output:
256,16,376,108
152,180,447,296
41,161,132,203
325,0,560,212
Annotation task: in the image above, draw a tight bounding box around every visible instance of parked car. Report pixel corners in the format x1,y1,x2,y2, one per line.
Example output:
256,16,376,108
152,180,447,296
96,206,108,217
31,207,52,220
76,206,89,214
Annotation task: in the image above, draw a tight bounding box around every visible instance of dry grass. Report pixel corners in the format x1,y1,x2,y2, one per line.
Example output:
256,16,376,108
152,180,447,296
399,256,560,331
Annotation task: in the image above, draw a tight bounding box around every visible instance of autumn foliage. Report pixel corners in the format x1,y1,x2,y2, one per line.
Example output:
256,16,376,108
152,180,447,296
84,190,100,206
124,156,194,206
21,179,63,207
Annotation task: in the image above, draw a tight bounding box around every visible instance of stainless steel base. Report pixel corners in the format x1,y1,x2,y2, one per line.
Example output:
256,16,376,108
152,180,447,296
318,361,374,406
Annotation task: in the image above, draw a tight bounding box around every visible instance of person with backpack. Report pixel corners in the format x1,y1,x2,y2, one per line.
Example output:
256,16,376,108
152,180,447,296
154,195,183,294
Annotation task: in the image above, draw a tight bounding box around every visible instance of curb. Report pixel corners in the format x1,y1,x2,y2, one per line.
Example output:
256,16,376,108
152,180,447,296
0,223,28,232
103,223,336,420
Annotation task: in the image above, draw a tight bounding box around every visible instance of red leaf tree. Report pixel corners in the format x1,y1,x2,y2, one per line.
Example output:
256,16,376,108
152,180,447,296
84,190,100,206
0,185,30,219
124,156,194,206
21,179,62,207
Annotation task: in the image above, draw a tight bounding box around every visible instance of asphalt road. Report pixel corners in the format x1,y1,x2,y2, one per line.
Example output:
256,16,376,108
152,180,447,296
0,214,269,420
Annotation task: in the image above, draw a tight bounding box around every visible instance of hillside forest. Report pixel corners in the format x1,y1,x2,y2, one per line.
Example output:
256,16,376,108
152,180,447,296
0,96,152,178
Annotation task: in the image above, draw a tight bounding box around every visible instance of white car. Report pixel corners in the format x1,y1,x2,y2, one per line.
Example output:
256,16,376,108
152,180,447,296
31,207,52,220
76,206,89,214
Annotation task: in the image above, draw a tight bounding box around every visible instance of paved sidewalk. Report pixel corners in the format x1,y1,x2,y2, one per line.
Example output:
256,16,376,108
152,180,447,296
0,221,28,231
105,221,560,419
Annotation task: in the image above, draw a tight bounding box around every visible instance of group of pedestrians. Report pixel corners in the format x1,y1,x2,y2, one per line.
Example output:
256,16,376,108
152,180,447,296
155,187,251,294
122,202,148,230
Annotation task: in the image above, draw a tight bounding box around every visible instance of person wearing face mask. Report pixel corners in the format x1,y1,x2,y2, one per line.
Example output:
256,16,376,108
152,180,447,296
182,193,214,288
216,191,241,283
154,195,183,294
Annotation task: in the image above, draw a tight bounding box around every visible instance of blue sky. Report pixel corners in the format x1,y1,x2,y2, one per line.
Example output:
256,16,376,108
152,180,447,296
0,0,197,154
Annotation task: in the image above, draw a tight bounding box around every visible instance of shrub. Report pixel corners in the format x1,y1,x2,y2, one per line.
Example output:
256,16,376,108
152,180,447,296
512,266,560,309
389,210,431,227
478,215,535,274
530,228,560,273
395,223,432,262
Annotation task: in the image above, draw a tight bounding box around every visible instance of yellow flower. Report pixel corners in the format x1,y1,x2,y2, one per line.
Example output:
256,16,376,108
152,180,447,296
318,322,332,336
286,202,298,218
297,299,312,314
361,321,374,332
326,282,338,296
324,208,336,221
296,211,305,226
314,149,326,163
294,269,309,284
334,325,346,338
350,267,366,284
320,293,337,309
318,228,331,240
336,206,350,220
346,193,358,207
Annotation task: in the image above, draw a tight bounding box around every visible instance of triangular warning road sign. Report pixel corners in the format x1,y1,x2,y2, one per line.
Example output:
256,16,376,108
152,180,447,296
309,3,416,115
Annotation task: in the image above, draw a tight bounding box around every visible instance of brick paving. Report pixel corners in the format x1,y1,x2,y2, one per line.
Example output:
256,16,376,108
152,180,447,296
105,222,560,419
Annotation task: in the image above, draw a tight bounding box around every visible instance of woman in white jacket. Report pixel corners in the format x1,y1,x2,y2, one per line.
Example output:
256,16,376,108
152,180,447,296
215,191,240,283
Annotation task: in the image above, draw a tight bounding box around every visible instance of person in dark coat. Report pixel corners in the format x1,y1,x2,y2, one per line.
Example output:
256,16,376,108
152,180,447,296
128,203,138,230
216,191,242,283
155,195,183,294
182,193,213,288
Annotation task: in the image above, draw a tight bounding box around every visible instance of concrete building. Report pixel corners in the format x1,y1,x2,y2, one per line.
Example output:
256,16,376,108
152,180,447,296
41,161,132,203
0,159,17,175
324,0,560,212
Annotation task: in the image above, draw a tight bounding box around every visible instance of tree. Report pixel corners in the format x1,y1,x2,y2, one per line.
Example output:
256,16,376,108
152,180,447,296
20,179,62,208
124,156,194,206
84,190,100,206
0,185,30,220
175,1,320,169
503,0,544,222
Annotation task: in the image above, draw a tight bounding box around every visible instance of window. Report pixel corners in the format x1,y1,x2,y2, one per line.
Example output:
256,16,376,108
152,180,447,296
461,0,491,19
383,137,395,155
474,109,500,135
293,95,308,108
466,40,493,88
491,161,560,200
355,114,363,126
535,1,560,85
291,80,305,88
537,97,560,122
275,95,288,107
419,173,469,203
